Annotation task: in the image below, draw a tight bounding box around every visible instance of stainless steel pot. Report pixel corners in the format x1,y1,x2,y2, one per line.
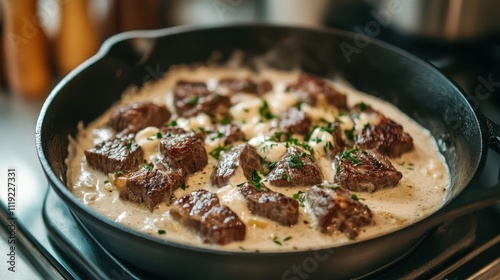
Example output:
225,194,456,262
371,0,500,41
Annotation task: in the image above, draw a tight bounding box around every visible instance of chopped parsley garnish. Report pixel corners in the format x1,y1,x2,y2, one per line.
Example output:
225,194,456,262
330,185,339,190
319,126,337,134
249,170,262,191
103,180,110,184
292,191,306,207
230,163,236,169
181,182,188,190
142,163,153,171
125,140,132,149
268,161,278,169
344,127,356,141
272,236,282,246
158,229,166,235
351,194,359,201
186,96,200,105
209,146,231,160
323,141,334,153
147,132,163,141
281,171,291,182
272,235,292,246
116,170,129,175
312,137,322,144
287,154,303,169
243,108,249,113
219,115,232,125
210,131,224,141
341,148,360,165
165,132,171,138
258,100,277,120
165,120,177,127
359,102,367,111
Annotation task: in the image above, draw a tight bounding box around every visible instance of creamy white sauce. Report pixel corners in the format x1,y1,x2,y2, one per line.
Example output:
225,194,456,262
66,66,450,252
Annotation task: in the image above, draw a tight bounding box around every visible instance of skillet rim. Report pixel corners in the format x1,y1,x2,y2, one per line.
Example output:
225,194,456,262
35,22,486,257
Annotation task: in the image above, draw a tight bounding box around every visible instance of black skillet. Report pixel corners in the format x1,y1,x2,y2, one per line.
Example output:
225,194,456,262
36,24,500,280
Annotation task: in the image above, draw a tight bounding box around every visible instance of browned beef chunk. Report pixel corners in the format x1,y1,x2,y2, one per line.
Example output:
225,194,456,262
287,73,347,109
201,205,246,244
170,189,246,244
173,81,231,117
334,148,402,192
279,107,312,135
114,167,185,211
210,144,261,187
239,182,299,226
218,78,273,95
160,126,204,142
207,124,245,145
351,103,413,158
307,185,373,238
84,134,143,174
108,102,171,134
328,122,345,157
267,146,323,187
159,127,208,174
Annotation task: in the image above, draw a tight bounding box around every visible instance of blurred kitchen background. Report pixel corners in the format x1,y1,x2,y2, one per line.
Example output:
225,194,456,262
1,1,500,279
1,0,500,100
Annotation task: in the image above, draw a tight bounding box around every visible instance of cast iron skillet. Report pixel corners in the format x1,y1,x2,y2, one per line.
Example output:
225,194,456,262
36,24,500,279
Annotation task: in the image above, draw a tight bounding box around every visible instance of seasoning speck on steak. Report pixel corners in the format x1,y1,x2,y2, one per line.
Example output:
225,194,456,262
267,146,323,187
84,134,143,174
170,189,246,245
307,185,374,238
108,102,171,134
210,144,261,187
287,73,347,109
114,167,186,211
334,148,402,192
173,81,231,117
239,182,299,226
159,127,208,174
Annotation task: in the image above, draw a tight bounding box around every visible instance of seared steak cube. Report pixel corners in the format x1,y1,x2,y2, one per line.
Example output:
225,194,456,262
279,107,312,135
218,78,273,95
307,185,373,238
108,102,171,133
200,205,246,245
356,118,414,158
160,128,208,174
170,189,246,244
267,146,323,187
173,81,231,117
114,167,185,211
351,103,414,158
287,73,347,109
84,134,143,174
335,148,402,192
210,144,261,187
239,182,299,226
